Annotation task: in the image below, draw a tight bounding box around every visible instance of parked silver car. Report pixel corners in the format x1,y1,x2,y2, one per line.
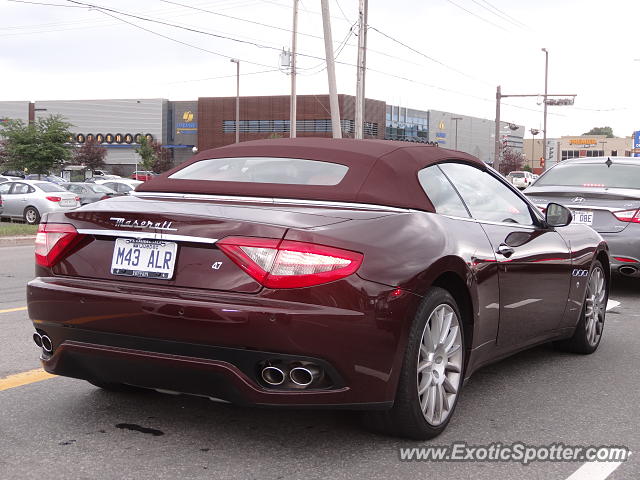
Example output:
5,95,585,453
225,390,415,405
94,179,142,195
61,182,120,205
0,180,80,224
525,156,640,277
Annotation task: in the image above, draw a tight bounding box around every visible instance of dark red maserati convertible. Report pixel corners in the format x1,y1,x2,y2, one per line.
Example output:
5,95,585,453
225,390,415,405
28,138,609,439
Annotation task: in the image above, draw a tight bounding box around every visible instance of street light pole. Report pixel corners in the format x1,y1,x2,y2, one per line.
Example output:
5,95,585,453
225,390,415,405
542,48,549,170
290,0,298,138
230,58,240,144
452,117,462,150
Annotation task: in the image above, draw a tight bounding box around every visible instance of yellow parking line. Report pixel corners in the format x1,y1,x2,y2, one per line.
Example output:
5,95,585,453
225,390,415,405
0,368,56,392
0,306,27,314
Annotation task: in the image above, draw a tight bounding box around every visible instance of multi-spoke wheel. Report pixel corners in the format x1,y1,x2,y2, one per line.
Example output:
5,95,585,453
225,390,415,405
417,304,463,426
362,287,465,440
556,260,608,354
23,206,40,225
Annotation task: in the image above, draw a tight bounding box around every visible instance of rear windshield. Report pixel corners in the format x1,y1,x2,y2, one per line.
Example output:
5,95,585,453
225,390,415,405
536,163,640,189
35,182,67,192
169,157,349,186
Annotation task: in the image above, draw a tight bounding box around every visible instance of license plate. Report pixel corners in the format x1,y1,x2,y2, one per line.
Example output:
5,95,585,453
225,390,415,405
60,199,76,207
571,210,593,225
111,238,177,279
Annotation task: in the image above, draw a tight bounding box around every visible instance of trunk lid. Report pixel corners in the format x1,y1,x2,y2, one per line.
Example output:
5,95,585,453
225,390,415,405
44,195,389,293
525,186,640,233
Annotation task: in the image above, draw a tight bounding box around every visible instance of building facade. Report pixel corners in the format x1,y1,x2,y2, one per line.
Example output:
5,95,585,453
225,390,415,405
197,94,385,150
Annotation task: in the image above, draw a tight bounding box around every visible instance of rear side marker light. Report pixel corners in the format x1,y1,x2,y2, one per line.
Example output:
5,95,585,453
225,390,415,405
217,236,363,289
613,257,638,263
35,223,80,267
613,208,640,223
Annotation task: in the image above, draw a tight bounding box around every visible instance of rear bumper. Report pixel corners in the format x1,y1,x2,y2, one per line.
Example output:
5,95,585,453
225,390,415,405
600,228,640,276
27,276,418,408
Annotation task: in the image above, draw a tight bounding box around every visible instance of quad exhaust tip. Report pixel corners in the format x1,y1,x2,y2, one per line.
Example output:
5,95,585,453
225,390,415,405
33,332,53,353
289,367,317,387
33,332,43,348
261,366,285,386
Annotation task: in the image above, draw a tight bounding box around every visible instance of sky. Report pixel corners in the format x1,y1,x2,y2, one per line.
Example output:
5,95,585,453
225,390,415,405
1,0,638,139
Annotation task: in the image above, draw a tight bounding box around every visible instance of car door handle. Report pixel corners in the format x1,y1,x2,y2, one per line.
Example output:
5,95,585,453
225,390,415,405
496,244,515,258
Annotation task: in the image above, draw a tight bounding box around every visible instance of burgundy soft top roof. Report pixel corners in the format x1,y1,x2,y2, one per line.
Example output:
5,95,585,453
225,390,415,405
137,138,486,211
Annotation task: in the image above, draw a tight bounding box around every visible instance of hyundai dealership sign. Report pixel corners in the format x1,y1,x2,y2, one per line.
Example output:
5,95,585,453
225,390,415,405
634,131,640,157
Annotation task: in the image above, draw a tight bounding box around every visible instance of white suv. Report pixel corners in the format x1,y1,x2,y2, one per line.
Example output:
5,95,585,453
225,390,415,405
507,171,535,189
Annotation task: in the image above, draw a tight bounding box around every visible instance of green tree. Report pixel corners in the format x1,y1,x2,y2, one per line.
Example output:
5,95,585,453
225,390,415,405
134,135,157,171
583,126,615,138
135,135,173,173
0,115,73,175
73,137,107,172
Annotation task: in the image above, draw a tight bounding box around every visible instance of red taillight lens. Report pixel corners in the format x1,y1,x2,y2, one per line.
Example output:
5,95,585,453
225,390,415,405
75,196,80,202
35,223,80,267
45,196,62,202
613,208,640,223
100,195,110,200
217,236,363,289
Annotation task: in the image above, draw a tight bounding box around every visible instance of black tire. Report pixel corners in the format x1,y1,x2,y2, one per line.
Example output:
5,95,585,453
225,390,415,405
87,379,149,393
363,287,466,440
23,206,40,225
555,260,608,354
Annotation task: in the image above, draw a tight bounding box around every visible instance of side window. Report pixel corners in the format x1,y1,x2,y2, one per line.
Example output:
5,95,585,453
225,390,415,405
12,183,30,194
0,183,11,195
418,165,470,218
439,163,534,225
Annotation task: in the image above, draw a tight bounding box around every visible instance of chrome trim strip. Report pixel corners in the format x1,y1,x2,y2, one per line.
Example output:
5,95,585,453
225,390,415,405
132,191,412,213
77,229,218,244
441,214,537,230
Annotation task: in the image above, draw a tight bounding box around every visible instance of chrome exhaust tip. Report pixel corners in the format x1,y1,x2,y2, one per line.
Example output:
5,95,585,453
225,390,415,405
261,366,285,386
619,266,637,276
41,335,53,353
289,366,318,387
32,332,43,348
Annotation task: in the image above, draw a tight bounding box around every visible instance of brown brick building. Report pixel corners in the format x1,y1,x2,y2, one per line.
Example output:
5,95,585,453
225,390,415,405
197,94,385,150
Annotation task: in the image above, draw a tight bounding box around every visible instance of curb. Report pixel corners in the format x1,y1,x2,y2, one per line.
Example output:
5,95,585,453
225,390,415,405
0,235,36,247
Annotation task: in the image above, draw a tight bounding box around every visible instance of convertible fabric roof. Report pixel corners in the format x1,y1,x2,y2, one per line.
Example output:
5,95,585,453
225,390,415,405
137,138,486,211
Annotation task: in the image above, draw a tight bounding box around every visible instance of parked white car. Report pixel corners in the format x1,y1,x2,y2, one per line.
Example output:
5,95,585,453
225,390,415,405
0,180,80,224
93,179,142,195
507,171,536,189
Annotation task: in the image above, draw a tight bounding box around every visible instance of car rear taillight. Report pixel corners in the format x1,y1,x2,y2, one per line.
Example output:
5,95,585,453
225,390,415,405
100,195,110,200
612,208,640,223
45,196,62,202
217,236,363,289
35,223,80,267
75,196,80,202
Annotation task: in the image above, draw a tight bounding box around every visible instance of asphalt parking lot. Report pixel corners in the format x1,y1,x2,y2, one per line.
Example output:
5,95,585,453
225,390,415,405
1,244,638,480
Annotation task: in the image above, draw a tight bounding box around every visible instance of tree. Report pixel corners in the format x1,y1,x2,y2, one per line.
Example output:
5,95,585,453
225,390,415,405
497,148,525,175
135,135,173,173
73,137,107,171
134,135,156,171
0,115,73,175
583,126,615,138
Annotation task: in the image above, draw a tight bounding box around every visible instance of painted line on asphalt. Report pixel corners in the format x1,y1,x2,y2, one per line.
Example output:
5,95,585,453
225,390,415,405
565,461,624,480
0,368,56,392
0,306,27,314
606,300,620,311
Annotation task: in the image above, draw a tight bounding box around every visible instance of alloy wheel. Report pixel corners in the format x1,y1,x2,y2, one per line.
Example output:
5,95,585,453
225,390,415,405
584,266,606,347
416,304,463,426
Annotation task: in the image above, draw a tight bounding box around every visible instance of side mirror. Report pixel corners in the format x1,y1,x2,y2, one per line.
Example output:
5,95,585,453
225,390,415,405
545,202,572,227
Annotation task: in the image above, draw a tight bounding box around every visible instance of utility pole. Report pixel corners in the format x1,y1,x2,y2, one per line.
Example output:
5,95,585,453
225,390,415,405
494,86,501,169
542,48,549,169
354,0,368,139
290,0,298,138
320,0,342,138
230,58,240,144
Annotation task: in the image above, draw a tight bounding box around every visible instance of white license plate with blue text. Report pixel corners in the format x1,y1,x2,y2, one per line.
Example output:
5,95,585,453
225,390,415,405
110,238,177,279
571,210,593,225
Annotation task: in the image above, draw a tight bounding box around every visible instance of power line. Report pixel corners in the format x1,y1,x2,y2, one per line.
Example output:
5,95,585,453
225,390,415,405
467,0,527,30
8,0,85,7
477,0,529,29
368,26,495,86
442,0,509,32
165,68,280,84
